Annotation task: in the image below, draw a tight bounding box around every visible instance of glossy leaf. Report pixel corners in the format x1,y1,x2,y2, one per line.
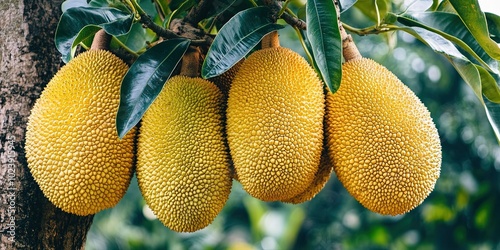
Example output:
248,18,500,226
73,25,102,51
339,0,357,13
206,0,239,17
478,66,500,103
396,11,498,74
354,0,390,23
449,0,500,60
486,13,500,43
484,97,500,142
116,22,152,53
116,39,190,138
167,0,196,27
61,0,88,12
89,0,130,12
401,0,433,12
436,0,454,12
429,0,440,11
55,6,133,62
402,27,470,71
201,7,285,79
402,26,500,140
307,0,342,93
404,27,500,102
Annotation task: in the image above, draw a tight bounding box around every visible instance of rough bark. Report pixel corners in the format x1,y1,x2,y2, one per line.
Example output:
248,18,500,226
0,1,94,249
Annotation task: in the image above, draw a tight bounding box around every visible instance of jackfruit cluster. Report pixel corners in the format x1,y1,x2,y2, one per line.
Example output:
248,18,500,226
223,46,441,216
25,35,442,233
25,50,135,216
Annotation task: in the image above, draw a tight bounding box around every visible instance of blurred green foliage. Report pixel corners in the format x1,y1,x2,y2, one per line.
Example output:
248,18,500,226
86,5,500,250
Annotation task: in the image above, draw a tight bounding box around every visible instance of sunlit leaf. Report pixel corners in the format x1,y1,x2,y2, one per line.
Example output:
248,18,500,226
307,0,342,93
401,0,433,12
339,0,357,13
436,0,455,12
449,0,500,60
395,11,499,74
485,13,500,43
201,7,285,78
402,27,500,141
484,97,500,142
354,0,390,23
116,39,190,138
61,0,88,12
55,6,133,62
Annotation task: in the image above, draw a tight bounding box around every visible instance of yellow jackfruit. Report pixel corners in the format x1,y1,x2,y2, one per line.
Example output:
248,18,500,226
282,146,334,204
325,58,441,215
227,47,325,201
210,59,244,97
209,60,245,181
137,75,232,232
25,50,135,216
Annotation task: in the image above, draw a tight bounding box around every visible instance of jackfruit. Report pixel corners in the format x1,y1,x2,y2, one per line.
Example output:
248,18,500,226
210,59,244,97
282,147,334,204
137,75,232,232
209,60,244,181
325,58,441,215
227,47,325,201
25,49,135,216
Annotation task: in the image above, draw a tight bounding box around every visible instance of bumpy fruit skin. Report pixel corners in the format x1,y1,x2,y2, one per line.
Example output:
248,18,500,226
227,47,325,201
325,58,441,215
137,76,232,232
209,59,245,181
210,59,244,97
25,50,135,216
282,146,334,204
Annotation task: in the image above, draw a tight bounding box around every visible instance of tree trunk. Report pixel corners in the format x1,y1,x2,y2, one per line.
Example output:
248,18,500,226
0,1,94,249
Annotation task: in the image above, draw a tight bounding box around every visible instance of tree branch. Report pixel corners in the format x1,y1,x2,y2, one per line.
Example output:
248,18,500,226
184,0,212,26
138,13,212,47
281,12,306,30
334,0,361,61
266,0,307,30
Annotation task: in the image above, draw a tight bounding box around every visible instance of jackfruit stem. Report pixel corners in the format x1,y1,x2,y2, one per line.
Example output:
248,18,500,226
91,29,111,51
180,48,201,77
340,25,362,62
261,31,280,49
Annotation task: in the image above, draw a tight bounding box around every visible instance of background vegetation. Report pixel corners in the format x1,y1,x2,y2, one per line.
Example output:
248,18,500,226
82,1,500,249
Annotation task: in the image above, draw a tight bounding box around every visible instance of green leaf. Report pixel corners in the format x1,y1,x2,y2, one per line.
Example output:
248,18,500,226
61,0,88,12
206,0,239,17
55,6,133,63
74,25,102,50
167,0,195,27
396,11,499,74
436,0,454,12
486,13,500,43
449,0,500,60
116,39,190,138
401,0,433,12
484,97,500,142
89,0,129,11
339,0,358,13
354,0,390,23
307,0,342,93
402,27,500,140
116,22,151,53
201,7,285,78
